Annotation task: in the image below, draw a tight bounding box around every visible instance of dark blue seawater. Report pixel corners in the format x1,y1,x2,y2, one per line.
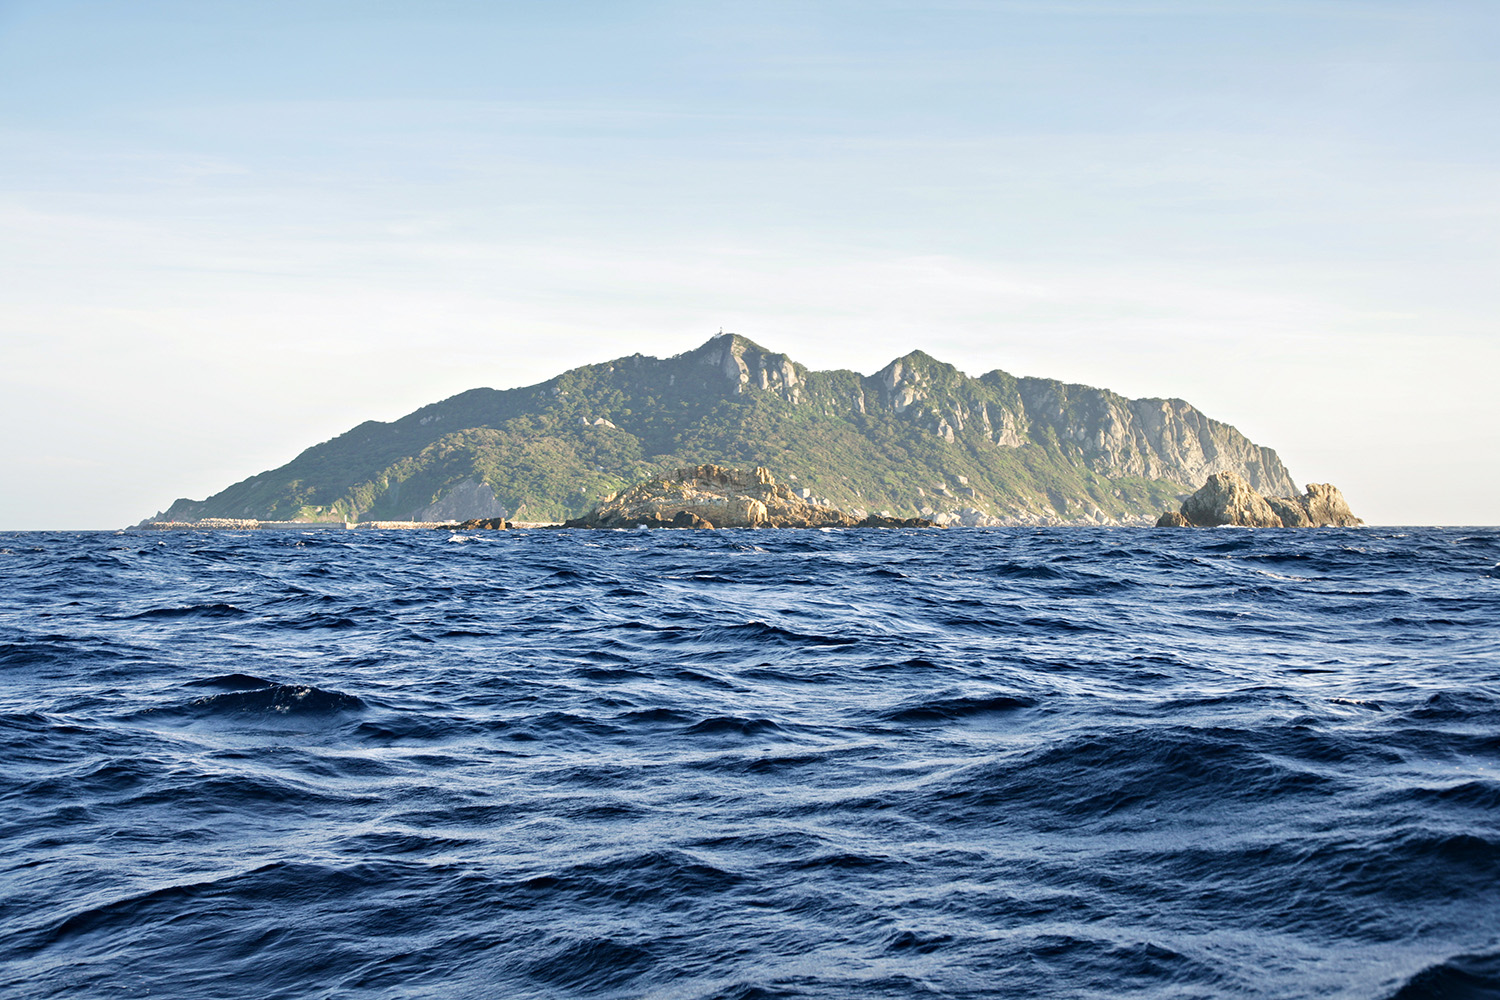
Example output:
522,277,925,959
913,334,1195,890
2,527,1498,999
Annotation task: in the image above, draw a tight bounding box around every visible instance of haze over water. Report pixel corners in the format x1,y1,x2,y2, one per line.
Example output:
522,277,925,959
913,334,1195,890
3,526,1498,998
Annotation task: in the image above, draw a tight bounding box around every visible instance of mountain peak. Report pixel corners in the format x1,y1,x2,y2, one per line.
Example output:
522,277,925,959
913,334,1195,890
876,349,961,390
677,332,806,395
686,331,768,358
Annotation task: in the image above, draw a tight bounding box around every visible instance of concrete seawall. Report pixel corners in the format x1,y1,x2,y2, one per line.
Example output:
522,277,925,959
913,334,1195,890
139,519,562,531
142,520,354,530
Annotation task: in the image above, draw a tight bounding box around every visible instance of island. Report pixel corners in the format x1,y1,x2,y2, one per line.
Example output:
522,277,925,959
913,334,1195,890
144,333,1313,529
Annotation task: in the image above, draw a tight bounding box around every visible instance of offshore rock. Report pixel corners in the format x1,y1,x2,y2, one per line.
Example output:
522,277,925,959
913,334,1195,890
1299,483,1361,527
1158,472,1362,527
855,514,934,528
1181,472,1282,527
567,465,936,529
1265,496,1313,528
452,517,512,530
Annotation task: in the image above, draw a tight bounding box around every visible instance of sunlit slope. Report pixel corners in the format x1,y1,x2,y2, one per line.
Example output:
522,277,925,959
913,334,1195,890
157,334,1296,524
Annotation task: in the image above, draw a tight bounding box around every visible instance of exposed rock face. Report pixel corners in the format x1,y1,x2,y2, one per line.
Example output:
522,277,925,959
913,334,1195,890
567,465,935,529
677,336,1298,498
1178,471,1283,527
1300,483,1361,527
1158,472,1362,527
410,478,508,522
1265,496,1313,528
1007,381,1296,496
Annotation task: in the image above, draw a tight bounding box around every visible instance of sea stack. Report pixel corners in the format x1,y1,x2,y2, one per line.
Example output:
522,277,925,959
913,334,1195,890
1158,472,1362,527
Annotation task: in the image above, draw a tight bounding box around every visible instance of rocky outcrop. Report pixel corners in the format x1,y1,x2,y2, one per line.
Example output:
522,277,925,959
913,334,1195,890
1179,471,1283,527
1265,496,1312,527
1158,472,1362,527
452,517,512,529
691,337,806,404
1299,483,1361,527
566,465,936,529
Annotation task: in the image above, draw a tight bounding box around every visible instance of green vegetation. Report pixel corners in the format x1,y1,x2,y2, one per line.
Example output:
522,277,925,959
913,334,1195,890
158,334,1287,524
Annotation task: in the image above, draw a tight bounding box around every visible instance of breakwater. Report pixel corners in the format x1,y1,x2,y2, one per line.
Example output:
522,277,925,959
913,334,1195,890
142,520,494,531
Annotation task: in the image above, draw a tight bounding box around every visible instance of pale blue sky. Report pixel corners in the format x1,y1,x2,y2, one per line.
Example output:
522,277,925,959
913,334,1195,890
2,1,1497,526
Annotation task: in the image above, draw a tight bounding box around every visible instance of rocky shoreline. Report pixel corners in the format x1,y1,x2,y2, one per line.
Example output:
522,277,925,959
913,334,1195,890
563,465,934,529
137,468,1362,531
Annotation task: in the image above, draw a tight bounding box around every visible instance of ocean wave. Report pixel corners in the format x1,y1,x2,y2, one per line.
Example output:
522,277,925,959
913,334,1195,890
681,715,784,737
138,679,366,719
125,603,250,619
879,691,1035,723
1388,951,1500,999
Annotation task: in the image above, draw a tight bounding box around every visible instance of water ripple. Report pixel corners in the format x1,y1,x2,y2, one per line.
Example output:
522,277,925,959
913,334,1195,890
0,526,1496,999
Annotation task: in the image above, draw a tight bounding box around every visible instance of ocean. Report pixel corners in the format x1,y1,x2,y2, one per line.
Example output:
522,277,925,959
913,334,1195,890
1,526,1497,999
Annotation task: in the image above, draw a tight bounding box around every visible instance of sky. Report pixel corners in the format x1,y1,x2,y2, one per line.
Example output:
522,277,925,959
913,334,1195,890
1,0,1497,527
